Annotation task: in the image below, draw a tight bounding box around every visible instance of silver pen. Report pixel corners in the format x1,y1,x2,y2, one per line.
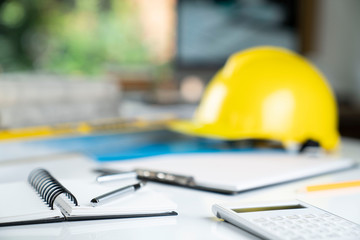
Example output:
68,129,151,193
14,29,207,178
96,172,138,183
90,181,145,207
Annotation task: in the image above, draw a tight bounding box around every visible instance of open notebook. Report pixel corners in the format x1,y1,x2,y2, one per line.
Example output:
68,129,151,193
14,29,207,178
0,169,177,227
103,153,357,194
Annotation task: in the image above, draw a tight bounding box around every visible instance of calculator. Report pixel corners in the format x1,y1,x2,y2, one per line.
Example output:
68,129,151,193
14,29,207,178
212,200,360,240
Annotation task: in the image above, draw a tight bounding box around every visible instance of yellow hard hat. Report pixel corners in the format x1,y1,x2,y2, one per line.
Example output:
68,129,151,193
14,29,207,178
169,46,339,151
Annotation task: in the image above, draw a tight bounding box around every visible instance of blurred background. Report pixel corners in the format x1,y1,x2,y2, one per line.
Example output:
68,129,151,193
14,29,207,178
0,0,359,139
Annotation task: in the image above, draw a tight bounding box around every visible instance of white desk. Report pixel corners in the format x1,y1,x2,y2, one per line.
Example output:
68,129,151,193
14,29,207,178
0,138,359,240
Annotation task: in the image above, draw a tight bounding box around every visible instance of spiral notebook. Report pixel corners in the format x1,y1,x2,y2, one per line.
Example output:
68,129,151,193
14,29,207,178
0,169,177,227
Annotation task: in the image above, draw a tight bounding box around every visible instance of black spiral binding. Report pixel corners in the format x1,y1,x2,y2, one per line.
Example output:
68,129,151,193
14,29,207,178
28,168,78,210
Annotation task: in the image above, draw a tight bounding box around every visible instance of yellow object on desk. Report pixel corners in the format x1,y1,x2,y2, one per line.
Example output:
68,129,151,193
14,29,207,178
306,180,360,192
0,117,174,141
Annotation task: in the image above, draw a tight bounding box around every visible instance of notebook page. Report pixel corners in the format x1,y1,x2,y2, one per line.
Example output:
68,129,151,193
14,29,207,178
55,180,177,217
0,182,63,224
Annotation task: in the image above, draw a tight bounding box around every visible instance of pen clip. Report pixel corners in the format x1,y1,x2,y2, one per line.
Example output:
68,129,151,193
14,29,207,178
135,168,195,186
93,168,124,175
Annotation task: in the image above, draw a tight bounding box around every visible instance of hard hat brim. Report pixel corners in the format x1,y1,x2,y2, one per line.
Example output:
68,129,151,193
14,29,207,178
168,119,340,151
168,119,275,141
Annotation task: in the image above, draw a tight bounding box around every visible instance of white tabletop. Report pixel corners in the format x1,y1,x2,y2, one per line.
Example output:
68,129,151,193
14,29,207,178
0,138,359,240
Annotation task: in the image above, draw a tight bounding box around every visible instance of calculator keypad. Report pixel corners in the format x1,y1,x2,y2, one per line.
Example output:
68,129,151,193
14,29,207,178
251,213,360,240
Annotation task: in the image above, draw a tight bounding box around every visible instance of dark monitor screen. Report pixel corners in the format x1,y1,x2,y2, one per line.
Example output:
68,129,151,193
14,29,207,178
176,0,299,69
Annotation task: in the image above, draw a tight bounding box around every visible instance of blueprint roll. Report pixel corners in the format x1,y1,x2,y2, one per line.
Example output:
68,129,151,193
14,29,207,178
28,168,78,209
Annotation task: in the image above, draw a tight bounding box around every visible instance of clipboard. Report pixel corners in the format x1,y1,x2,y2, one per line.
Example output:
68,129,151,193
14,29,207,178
100,153,357,194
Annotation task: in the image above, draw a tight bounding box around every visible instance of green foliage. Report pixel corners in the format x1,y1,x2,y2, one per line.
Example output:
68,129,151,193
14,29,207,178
0,0,25,27
0,0,154,75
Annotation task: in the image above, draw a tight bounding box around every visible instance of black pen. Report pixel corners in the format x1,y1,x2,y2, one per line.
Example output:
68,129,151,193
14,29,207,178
91,181,145,207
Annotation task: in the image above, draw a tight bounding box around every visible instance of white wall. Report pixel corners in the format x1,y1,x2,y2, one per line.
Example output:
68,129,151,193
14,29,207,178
311,0,360,105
